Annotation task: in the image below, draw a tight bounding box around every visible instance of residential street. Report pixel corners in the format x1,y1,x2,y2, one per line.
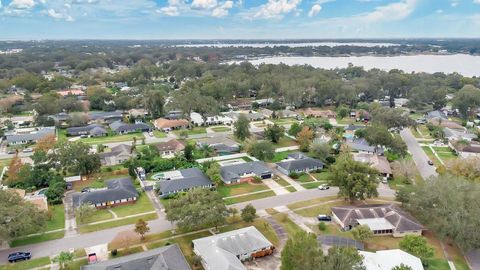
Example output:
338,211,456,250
399,128,438,180
0,184,395,263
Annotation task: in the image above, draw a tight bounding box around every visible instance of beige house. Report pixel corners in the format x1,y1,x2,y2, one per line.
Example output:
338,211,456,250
153,118,189,132
353,152,392,178
155,139,185,158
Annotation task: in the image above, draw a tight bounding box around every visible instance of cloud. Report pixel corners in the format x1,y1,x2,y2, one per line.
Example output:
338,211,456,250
159,6,180,16
308,4,321,17
46,8,74,21
191,0,218,9
253,0,302,19
9,0,35,9
474,0,480,4
211,0,233,17
360,0,417,22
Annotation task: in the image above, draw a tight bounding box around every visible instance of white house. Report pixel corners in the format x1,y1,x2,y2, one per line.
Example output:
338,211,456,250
190,112,233,126
360,249,424,270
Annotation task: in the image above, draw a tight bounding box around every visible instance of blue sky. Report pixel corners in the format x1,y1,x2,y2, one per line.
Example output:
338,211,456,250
0,0,479,39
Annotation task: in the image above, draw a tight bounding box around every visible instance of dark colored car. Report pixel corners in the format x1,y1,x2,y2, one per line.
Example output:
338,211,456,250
66,182,73,190
81,187,91,193
427,160,434,166
8,252,31,263
317,215,332,222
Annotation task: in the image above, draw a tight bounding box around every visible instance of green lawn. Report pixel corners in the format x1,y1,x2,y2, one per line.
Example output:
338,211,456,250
311,171,332,182
0,257,51,270
174,127,207,136
10,231,65,247
286,186,297,192
46,204,65,231
287,196,338,210
421,146,442,166
273,137,298,148
0,158,11,173
297,174,314,183
424,259,450,270
79,213,158,233
274,177,292,187
271,151,294,162
335,117,355,125
272,118,298,125
110,193,155,217
210,126,231,132
301,182,323,189
217,182,270,197
294,201,348,217
271,213,303,237
152,130,167,138
76,208,114,225
417,125,433,139
224,191,276,205
79,133,145,145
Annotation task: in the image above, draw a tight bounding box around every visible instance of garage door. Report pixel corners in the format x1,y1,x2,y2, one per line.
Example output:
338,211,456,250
261,174,272,179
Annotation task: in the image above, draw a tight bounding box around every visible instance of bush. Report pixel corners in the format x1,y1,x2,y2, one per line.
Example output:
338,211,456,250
111,249,118,256
289,172,299,179
106,167,113,172
325,156,336,164
318,222,326,231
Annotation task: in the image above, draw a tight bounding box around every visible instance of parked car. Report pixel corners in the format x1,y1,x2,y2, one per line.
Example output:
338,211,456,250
8,252,31,263
427,160,434,166
7,150,16,154
66,182,73,190
381,178,388,184
318,184,330,190
22,148,33,153
81,187,91,193
318,215,332,222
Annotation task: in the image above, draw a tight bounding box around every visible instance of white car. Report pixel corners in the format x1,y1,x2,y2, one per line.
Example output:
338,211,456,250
318,184,330,190
22,148,33,153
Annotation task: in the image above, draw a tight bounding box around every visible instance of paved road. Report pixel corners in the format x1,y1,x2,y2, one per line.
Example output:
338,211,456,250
400,128,438,180
0,184,395,263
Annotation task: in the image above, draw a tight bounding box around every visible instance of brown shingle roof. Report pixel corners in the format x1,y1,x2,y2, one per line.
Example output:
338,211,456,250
154,118,189,129
155,139,185,152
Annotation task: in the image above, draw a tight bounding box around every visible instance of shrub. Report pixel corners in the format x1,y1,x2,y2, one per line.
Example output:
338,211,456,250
325,156,336,164
318,222,326,231
111,249,118,256
289,172,299,179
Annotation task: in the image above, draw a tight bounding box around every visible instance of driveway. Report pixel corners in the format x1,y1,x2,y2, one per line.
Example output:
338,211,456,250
400,128,438,180
63,191,77,237
466,250,480,270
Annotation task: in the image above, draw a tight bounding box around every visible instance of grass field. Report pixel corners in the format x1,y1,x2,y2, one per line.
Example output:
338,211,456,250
301,182,323,189
0,257,51,270
110,193,155,217
76,208,114,225
10,231,65,247
217,182,270,198
66,258,88,270
224,191,276,205
311,171,332,182
274,177,292,187
174,127,207,136
297,174,315,183
0,158,11,173
271,151,294,162
152,130,167,138
273,137,298,148
294,200,347,217
272,118,298,125
287,196,338,210
210,126,231,132
80,133,145,145
335,117,356,125
79,213,158,233
421,146,443,166
46,204,65,231
271,213,303,237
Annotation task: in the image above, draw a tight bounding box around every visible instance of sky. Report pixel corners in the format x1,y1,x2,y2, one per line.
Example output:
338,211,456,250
0,0,480,40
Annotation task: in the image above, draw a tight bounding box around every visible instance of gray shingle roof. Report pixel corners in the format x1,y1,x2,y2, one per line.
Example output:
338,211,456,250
220,161,272,183
6,127,55,143
109,121,151,133
346,138,384,154
331,204,424,233
88,111,123,121
67,124,106,136
276,153,324,172
426,110,448,120
192,226,273,270
81,244,190,270
158,168,213,195
317,235,364,250
72,178,138,207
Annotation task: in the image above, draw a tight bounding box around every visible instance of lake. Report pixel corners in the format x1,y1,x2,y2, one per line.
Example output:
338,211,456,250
230,54,480,77
175,42,399,48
